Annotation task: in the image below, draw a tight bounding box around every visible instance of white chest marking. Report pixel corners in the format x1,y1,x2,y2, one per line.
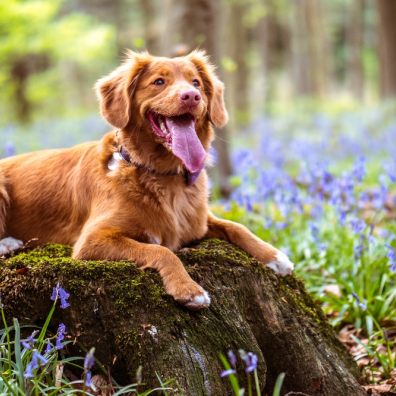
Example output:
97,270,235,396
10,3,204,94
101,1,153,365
108,152,123,171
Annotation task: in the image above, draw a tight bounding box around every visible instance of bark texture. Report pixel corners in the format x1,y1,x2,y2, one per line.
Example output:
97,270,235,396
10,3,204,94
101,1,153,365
377,0,396,98
0,239,366,395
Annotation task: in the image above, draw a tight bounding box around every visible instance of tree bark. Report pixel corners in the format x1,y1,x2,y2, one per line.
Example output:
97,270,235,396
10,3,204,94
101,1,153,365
0,239,366,395
255,0,289,110
290,0,329,97
229,0,250,126
139,0,161,54
347,0,365,100
377,0,396,98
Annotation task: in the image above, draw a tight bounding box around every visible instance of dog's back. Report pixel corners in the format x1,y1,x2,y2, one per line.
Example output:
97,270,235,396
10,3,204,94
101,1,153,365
0,142,99,245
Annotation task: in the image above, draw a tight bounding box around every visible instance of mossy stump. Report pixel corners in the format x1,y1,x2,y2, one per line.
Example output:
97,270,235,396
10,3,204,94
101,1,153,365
0,239,366,395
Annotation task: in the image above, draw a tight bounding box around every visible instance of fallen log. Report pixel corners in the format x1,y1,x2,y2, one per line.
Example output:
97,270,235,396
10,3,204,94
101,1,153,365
0,239,366,395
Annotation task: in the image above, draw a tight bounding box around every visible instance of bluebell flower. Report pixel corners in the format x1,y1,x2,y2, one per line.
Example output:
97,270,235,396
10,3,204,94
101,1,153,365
21,330,39,350
238,349,258,373
24,362,34,379
227,350,236,367
84,348,95,370
220,368,236,377
309,223,320,244
385,244,396,272
354,243,363,260
4,142,16,157
338,210,347,226
352,292,367,311
84,348,95,388
352,156,366,182
51,283,70,309
350,218,366,234
24,350,48,379
45,339,52,354
85,371,92,387
55,323,66,350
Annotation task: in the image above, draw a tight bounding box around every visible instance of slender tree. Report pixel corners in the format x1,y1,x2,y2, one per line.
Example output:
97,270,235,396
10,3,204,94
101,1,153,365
347,0,365,100
255,0,289,109
377,0,396,98
229,0,250,126
139,0,161,54
290,0,329,97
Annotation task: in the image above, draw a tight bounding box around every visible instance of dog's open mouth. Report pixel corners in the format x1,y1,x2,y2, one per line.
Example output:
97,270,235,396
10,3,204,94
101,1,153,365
147,111,206,174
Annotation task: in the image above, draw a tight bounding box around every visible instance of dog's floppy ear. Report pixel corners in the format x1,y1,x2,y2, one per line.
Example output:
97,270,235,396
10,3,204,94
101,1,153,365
188,50,229,128
95,51,150,129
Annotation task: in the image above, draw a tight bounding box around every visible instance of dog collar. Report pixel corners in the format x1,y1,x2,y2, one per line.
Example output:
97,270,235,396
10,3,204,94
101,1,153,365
108,146,201,186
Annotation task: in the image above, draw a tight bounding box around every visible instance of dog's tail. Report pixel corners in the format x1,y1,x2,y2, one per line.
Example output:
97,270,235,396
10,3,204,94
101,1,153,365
0,170,9,238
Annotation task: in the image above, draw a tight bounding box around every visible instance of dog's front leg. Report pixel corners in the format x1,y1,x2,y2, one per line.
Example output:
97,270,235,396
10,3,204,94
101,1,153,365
206,213,294,276
73,226,210,310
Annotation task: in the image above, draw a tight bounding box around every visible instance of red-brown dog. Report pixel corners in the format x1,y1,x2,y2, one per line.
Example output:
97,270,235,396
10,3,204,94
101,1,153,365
0,50,293,309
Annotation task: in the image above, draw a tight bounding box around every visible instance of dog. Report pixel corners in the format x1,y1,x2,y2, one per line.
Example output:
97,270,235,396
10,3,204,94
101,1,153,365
0,50,293,310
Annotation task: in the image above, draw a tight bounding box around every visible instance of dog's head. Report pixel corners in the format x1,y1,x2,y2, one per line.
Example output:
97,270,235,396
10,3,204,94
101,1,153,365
95,50,228,175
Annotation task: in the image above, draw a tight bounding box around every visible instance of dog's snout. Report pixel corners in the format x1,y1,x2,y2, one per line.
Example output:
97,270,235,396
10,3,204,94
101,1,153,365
180,90,201,107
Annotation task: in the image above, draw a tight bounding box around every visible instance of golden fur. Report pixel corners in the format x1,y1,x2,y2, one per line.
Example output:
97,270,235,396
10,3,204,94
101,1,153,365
0,50,292,309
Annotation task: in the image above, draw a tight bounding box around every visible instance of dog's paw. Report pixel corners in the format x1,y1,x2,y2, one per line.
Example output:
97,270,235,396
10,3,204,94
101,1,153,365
0,237,24,256
267,251,294,276
172,282,211,310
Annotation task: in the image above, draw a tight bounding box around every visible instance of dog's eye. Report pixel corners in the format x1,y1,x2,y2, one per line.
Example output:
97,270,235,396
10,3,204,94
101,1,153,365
153,78,165,86
192,79,200,88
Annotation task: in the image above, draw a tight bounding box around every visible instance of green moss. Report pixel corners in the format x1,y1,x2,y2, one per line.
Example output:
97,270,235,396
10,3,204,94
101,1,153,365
278,276,333,337
2,243,168,313
180,238,259,268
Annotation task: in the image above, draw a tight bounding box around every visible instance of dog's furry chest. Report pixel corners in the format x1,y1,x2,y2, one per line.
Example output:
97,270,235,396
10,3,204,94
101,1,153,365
131,175,209,251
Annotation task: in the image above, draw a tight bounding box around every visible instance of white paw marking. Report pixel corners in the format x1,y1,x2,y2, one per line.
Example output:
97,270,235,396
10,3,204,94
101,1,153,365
0,237,24,256
267,251,294,276
185,290,211,310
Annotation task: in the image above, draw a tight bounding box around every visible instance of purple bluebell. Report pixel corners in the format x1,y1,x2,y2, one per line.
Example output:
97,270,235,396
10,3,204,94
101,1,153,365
51,283,70,309
385,244,396,272
220,368,236,377
85,371,92,387
309,223,320,244
45,339,52,354
24,350,48,379
350,218,366,234
21,330,39,350
84,348,95,370
239,349,258,373
352,292,367,311
4,142,16,157
84,348,95,388
352,157,366,182
55,323,66,350
227,350,237,367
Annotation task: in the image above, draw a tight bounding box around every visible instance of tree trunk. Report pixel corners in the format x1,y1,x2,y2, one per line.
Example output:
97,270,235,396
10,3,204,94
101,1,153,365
229,0,250,126
377,0,396,98
347,0,365,100
290,0,329,97
0,239,366,395
255,0,289,110
165,0,233,197
139,0,160,54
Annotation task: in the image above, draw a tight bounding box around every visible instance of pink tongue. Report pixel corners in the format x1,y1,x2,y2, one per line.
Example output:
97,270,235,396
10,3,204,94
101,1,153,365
166,115,206,173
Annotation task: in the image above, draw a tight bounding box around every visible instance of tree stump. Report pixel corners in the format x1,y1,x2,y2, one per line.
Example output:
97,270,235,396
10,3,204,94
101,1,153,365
0,239,366,395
